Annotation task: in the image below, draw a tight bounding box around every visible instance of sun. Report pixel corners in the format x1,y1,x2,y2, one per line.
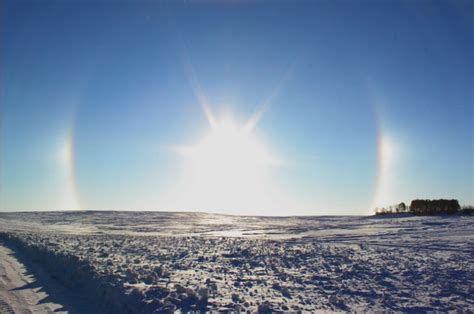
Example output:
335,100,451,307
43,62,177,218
171,115,281,214
188,116,278,173
160,59,298,214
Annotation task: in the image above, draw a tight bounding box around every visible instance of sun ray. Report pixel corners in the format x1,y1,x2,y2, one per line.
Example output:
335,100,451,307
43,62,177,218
180,50,217,129
244,60,297,133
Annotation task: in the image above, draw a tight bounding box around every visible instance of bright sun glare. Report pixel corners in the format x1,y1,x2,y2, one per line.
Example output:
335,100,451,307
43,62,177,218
163,59,299,215
189,117,277,172
171,115,284,214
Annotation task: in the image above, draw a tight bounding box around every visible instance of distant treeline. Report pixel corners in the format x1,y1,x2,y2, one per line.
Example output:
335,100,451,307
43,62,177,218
374,199,474,216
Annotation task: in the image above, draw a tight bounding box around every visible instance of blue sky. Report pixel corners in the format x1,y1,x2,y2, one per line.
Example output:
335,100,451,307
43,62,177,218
0,1,472,215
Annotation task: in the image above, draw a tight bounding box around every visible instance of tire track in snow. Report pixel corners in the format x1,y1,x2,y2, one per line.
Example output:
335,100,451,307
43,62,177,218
0,297,15,314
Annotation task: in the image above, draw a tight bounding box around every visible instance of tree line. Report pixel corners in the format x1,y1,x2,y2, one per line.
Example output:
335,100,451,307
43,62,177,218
374,199,474,216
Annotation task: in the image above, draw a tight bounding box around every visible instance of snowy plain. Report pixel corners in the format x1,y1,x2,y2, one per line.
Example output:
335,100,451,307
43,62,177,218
0,211,472,313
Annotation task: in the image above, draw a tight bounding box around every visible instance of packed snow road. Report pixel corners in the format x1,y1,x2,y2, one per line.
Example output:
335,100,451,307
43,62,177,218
0,241,98,314
0,242,63,313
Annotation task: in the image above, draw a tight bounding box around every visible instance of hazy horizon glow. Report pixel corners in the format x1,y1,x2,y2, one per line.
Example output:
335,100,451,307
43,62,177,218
0,1,472,215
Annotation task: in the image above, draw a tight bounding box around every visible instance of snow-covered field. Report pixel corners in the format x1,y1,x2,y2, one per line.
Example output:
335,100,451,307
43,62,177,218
0,211,472,312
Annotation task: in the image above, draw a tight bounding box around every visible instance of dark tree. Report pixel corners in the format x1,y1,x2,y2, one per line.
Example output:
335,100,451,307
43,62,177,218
396,202,407,213
409,199,460,215
462,205,474,215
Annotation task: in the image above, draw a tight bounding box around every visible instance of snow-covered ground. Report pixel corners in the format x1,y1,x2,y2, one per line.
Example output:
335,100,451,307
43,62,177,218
0,211,472,312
